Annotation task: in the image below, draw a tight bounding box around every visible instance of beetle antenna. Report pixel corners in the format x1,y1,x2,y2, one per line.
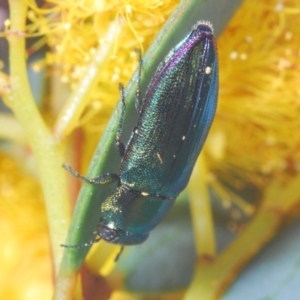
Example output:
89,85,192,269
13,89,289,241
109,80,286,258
61,237,101,249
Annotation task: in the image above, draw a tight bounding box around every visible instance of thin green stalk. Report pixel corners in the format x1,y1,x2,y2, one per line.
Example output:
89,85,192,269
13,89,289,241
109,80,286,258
7,0,70,274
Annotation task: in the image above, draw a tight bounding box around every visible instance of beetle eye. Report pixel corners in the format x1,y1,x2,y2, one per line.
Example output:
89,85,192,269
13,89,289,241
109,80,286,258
97,224,118,242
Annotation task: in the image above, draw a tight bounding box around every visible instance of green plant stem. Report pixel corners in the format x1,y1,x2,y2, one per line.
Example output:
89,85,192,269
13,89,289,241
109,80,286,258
7,0,71,274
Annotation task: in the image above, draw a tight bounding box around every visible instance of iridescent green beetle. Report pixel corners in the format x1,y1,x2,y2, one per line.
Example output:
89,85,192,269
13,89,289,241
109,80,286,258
63,21,218,248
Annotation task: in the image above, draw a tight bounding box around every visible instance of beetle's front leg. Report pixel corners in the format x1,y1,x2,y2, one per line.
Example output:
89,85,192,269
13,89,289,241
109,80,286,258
63,164,119,185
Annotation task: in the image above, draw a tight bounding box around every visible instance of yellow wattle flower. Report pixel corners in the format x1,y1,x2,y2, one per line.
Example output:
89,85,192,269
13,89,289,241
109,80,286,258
209,0,300,192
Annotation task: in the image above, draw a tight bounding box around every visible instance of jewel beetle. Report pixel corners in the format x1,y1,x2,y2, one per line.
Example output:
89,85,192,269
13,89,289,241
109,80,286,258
63,21,218,248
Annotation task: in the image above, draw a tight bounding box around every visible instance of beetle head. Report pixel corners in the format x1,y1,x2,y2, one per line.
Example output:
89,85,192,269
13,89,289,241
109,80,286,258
97,219,149,245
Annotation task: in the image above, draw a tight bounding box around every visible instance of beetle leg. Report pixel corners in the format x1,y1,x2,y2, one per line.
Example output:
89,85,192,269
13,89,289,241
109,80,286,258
134,48,143,112
116,83,126,157
63,164,119,185
115,50,142,157
114,245,124,262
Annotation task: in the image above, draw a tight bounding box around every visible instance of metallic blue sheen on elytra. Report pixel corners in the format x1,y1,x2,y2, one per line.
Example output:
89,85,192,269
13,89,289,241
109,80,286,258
95,22,218,245
121,23,218,198
65,22,218,246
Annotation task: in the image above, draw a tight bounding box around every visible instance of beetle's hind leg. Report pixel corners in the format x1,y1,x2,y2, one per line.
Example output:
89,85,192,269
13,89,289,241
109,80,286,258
63,164,119,185
114,245,124,262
